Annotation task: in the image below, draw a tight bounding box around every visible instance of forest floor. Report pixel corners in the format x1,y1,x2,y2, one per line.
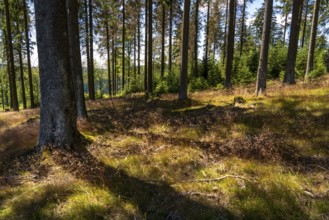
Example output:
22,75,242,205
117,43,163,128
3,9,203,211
0,76,329,219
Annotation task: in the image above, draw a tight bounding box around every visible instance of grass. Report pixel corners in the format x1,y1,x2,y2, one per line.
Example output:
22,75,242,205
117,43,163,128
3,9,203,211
0,76,329,219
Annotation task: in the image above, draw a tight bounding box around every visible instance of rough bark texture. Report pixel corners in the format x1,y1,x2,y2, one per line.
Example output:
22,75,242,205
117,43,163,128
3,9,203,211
283,0,303,84
305,0,320,79
256,0,273,96
179,0,191,100
147,0,153,93
23,0,35,108
4,0,19,111
225,0,236,89
88,0,95,100
34,0,79,150
301,0,309,48
67,0,88,119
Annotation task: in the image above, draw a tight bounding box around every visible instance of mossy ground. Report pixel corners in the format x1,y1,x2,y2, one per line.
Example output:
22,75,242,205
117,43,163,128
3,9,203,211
0,76,329,219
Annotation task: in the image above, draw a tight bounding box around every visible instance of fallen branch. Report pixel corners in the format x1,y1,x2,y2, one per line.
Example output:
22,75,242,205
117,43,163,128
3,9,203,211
171,175,251,185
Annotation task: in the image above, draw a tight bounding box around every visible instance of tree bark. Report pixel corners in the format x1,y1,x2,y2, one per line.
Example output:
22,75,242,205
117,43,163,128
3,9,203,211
147,0,153,93
144,0,148,91
138,9,141,76
106,20,111,96
305,0,320,79
168,0,173,75
193,0,200,78
122,0,126,90
203,0,210,79
161,3,166,79
301,0,309,48
23,0,35,108
283,0,303,84
18,44,27,109
225,0,236,89
67,0,88,119
239,0,246,56
256,0,273,96
179,0,191,100
88,0,95,99
222,0,229,66
34,0,79,150
4,0,19,111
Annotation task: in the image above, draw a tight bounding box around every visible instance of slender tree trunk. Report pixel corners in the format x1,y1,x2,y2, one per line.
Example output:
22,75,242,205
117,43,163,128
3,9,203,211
67,0,88,118
122,0,126,90
84,0,91,99
88,0,95,99
34,0,79,150
222,0,229,66
161,3,166,79
4,0,19,111
147,0,153,93
1,79,4,110
134,30,137,79
301,0,309,48
305,0,320,79
138,10,141,76
256,0,273,96
204,0,210,79
18,46,27,109
225,0,236,89
179,0,191,100
284,0,303,84
23,0,35,108
106,21,111,96
168,0,173,75
112,36,116,95
239,0,246,56
283,12,288,45
5,42,13,109
194,0,200,77
144,0,148,91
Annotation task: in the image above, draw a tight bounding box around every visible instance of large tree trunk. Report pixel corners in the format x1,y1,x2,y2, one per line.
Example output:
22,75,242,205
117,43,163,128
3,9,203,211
34,0,79,150
239,0,246,56
144,0,148,91
67,0,88,119
23,0,35,108
122,0,126,90
225,0,236,89
305,0,320,79
193,0,200,78
160,3,166,79
88,0,95,99
256,0,273,96
147,0,153,93
283,0,303,84
168,0,173,75
179,0,191,100
4,0,19,111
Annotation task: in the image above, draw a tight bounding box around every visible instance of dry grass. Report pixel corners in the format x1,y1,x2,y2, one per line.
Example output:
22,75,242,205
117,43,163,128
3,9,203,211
0,76,329,219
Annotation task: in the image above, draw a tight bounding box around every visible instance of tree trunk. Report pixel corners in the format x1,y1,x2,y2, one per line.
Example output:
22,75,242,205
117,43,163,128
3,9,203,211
203,0,210,79
179,0,191,100
283,12,288,45
106,21,111,96
144,0,148,91
67,0,88,118
222,0,229,66
168,0,173,75
161,3,166,79
18,45,27,109
88,0,95,99
84,0,90,99
134,30,137,79
147,0,153,93
225,0,236,89
4,0,19,111
239,0,246,56
305,0,320,79
23,0,35,108
34,0,79,150
301,0,309,48
138,9,141,76
112,37,116,95
256,0,273,96
122,0,126,90
283,0,303,84
194,0,200,77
